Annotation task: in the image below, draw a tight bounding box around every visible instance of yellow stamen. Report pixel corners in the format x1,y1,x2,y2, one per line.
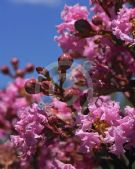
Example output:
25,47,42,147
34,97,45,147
132,19,135,27
93,118,109,136
132,19,135,37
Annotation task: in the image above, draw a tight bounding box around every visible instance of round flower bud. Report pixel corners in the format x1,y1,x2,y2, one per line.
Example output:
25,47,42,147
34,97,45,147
41,81,53,95
16,69,25,77
74,19,92,33
25,78,41,94
58,53,73,71
11,57,19,66
92,15,103,26
0,66,10,75
36,67,44,74
25,64,35,73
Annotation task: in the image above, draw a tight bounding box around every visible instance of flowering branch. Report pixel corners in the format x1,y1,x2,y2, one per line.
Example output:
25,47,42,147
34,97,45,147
0,1,135,169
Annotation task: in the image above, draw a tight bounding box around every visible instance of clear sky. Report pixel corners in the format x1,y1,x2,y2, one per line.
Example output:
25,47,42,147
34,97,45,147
0,0,89,87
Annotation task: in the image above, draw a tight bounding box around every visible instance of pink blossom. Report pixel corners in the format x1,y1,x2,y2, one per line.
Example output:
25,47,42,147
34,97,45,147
112,7,135,43
11,104,47,159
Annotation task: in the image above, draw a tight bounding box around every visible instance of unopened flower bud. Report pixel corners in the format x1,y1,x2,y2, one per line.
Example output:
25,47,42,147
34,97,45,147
92,15,103,26
74,19,93,33
0,66,10,75
41,81,53,95
36,67,44,74
36,67,50,78
16,69,25,77
58,53,73,71
11,57,19,66
25,64,35,73
69,51,81,59
25,78,41,94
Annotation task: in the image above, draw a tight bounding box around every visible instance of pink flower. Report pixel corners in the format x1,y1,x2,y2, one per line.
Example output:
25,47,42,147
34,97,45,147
50,98,71,119
76,98,135,155
76,129,100,153
112,7,135,43
54,160,76,169
11,104,47,159
61,4,88,22
104,107,135,155
55,4,89,55
89,99,121,125
0,78,41,130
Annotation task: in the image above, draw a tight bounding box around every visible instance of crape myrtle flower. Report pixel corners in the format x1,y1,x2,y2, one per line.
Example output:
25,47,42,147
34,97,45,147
11,104,47,159
37,138,96,169
53,160,76,169
0,78,41,131
56,3,135,98
11,103,96,168
76,97,135,155
0,58,41,133
0,59,42,168
50,98,72,120
90,0,128,18
104,106,135,155
112,7,135,44
57,4,89,33
55,4,89,56
1,0,135,168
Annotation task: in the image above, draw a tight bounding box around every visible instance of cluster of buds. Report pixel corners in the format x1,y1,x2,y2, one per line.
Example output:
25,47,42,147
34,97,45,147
0,58,34,78
25,53,91,114
25,53,74,97
25,54,78,105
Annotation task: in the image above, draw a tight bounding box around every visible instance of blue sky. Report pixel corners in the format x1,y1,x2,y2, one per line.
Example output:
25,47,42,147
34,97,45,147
0,0,89,87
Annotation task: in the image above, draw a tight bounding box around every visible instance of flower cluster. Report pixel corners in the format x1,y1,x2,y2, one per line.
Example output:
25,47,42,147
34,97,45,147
112,7,135,44
11,104,47,159
0,0,135,169
56,1,135,99
0,77,40,131
76,97,135,155
0,59,41,168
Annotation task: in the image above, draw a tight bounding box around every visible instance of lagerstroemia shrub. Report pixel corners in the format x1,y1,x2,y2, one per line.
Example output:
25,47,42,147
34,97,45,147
0,0,135,169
